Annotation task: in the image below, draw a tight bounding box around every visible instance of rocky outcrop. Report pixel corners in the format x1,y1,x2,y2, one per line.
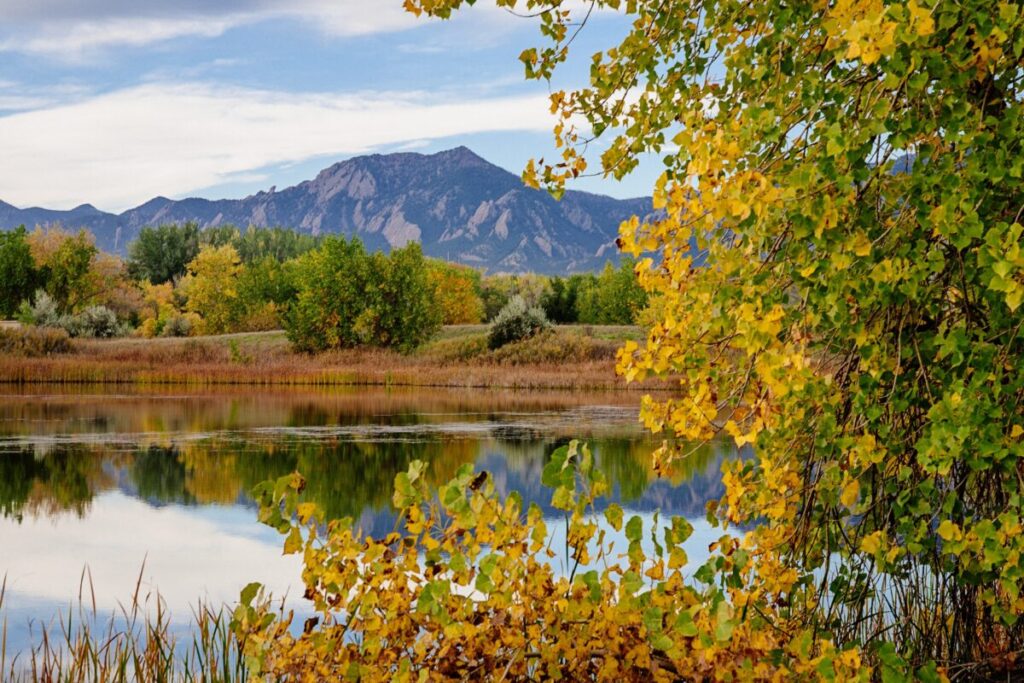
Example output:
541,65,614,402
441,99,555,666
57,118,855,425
0,147,652,274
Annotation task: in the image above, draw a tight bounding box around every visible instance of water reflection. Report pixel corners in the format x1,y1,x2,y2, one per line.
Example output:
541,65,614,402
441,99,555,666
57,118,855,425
0,435,726,535
0,387,732,657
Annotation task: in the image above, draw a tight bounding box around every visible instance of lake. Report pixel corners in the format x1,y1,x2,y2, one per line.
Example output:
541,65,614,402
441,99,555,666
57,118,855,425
0,386,731,659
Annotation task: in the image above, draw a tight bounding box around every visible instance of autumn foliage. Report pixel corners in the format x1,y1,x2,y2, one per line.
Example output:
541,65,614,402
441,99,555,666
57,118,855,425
229,0,1024,680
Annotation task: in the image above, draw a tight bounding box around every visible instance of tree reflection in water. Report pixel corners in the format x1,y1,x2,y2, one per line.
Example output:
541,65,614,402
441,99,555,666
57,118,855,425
0,388,736,532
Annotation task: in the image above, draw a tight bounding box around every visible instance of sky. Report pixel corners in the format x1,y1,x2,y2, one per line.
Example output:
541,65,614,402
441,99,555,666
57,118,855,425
0,0,661,212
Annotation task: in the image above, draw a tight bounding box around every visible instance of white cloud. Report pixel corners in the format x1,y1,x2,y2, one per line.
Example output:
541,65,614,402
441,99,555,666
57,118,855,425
0,17,236,57
0,0,450,58
0,82,554,210
0,95,53,111
0,492,302,616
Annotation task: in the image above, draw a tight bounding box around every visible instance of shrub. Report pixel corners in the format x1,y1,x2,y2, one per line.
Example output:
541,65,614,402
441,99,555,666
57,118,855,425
487,329,616,365
421,334,490,363
17,291,128,338
0,325,72,356
64,305,125,338
238,302,280,332
487,295,551,349
17,290,65,328
160,314,193,338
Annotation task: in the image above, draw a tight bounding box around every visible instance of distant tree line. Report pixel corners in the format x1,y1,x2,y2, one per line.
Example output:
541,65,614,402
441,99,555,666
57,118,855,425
0,222,649,351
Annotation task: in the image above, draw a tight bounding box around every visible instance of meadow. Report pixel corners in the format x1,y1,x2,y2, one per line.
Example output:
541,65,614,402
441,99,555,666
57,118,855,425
0,324,651,389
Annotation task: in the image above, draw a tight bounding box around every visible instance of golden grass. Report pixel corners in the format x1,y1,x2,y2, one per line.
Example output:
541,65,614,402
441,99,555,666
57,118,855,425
0,327,661,390
0,568,247,682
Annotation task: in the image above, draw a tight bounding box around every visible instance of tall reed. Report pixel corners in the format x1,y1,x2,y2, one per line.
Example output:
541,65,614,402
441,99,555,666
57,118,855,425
0,564,247,682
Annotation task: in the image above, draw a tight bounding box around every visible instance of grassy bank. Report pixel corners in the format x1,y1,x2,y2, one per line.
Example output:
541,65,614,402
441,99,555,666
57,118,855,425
0,325,653,389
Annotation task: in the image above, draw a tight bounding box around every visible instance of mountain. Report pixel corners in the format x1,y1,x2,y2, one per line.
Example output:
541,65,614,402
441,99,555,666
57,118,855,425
0,147,652,274
0,201,126,248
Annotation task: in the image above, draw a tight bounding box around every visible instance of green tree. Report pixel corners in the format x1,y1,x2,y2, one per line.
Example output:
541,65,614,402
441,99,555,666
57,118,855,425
198,224,241,250
479,274,514,321
284,236,372,351
285,238,442,352
0,226,41,317
357,243,443,352
238,256,298,306
234,226,321,264
540,274,591,323
594,258,647,325
127,222,201,284
198,225,322,264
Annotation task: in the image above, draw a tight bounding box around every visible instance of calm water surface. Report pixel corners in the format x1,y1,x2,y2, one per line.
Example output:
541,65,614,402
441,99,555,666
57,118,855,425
0,386,731,656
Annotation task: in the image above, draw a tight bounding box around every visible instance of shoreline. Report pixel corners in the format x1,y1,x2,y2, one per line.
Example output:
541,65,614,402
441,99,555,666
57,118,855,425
0,326,664,391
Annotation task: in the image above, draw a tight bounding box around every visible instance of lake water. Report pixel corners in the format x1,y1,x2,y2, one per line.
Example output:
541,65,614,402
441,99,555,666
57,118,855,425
0,386,730,658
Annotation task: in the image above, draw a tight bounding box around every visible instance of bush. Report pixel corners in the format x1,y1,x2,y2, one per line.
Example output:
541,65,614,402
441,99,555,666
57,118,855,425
17,290,65,328
160,314,193,338
421,334,490,363
0,325,72,356
64,306,125,338
487,295,551,349
17,291,128,338
487,329,616,365
238,302,280,332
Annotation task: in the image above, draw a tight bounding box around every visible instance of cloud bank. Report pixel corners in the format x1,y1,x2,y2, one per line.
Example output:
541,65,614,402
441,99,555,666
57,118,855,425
0,82,553,210
0,0,449,58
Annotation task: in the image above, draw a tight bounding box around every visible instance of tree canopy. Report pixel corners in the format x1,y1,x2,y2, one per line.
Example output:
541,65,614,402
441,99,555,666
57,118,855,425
0,226,40,318
127,222,201,285
232,0,1024,679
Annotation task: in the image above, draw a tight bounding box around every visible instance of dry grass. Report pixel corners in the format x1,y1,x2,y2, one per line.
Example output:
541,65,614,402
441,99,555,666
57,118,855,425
0,569,246,682
0,327,660,390
0,327,73,357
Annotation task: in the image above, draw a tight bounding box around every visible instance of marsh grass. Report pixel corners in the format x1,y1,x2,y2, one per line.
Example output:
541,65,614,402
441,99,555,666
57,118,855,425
0,566,247,683
0,327,73,357
0,326,656,390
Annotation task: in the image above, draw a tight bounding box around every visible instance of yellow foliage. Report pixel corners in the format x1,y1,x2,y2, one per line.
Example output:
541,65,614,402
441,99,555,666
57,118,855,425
184,244,243,335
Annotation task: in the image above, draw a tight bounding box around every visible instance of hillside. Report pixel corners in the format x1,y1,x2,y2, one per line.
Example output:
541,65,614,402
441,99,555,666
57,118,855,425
0,147,652,273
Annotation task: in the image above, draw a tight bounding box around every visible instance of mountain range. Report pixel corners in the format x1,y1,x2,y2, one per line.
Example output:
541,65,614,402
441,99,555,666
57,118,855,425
0,147,652,273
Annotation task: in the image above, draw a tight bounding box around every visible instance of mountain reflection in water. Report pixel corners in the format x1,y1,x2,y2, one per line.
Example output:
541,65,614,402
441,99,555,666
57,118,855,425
0,386,734,656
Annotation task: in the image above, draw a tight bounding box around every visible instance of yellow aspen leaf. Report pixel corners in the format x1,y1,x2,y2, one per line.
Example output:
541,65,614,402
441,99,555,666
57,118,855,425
851,232,872,257
840,478,860,508
297,502,317,523
861,531,884,555
908,0,935,36
283,527,303,554
937,520,962,542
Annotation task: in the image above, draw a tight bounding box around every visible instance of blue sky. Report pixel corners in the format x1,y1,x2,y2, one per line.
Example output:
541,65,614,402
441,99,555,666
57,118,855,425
0,1,661,212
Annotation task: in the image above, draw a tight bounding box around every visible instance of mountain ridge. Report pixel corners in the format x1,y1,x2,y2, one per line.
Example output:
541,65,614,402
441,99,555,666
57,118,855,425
0,147,652,274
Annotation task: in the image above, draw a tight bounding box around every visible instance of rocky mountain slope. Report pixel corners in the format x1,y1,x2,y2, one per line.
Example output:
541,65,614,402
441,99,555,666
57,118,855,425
0,147,652,273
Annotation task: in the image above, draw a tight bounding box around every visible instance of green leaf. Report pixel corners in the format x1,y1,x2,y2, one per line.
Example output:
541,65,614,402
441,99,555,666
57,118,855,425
625,515,643,543
604,503,624,531
240,582,261,606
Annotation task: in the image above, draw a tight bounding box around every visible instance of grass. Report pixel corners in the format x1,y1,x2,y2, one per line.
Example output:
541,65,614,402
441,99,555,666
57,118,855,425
0,325,659,390
0,327,73,357
0,569,246,683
